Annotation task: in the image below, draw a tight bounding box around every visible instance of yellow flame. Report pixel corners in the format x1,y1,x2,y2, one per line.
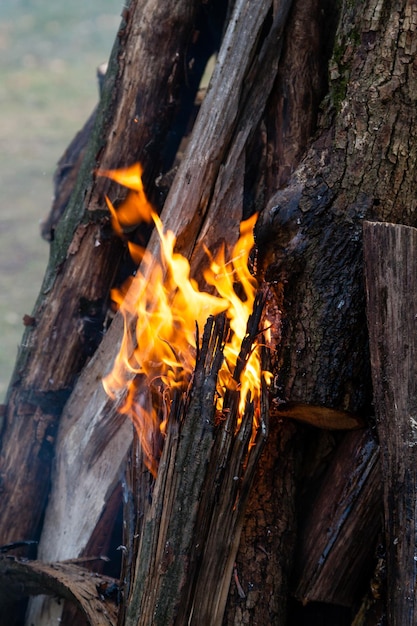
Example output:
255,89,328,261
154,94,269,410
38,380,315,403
99,165,267,474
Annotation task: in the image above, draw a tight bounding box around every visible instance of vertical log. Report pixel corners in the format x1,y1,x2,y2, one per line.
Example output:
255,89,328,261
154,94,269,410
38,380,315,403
364,220,417,625
124,315,226,626
123,300,269,626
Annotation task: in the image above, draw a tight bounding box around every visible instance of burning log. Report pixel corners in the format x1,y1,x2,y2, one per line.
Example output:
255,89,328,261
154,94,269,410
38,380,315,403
0,556,118,626
16,297,270,626
121,305,269,626
0,0,215,551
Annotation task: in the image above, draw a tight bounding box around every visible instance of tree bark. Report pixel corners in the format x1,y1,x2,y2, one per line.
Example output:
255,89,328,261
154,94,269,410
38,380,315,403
248,0,417,622
364,221,417,626
121,310,268,626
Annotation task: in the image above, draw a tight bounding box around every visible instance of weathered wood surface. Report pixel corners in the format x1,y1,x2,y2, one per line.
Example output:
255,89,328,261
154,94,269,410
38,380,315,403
256,0,417,411
224,416,298,625
364,221,417,626
244,1,417,622
123,315,226,625
0,557,118,626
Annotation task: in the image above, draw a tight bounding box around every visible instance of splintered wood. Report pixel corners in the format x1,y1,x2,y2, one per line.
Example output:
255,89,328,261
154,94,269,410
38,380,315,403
122,299,270,626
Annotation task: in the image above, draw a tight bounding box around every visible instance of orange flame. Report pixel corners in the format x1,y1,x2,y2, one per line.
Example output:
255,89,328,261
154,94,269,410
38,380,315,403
98,164,268,475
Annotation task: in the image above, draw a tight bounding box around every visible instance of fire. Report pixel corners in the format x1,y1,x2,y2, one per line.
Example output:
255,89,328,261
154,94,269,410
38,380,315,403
98,164,268,474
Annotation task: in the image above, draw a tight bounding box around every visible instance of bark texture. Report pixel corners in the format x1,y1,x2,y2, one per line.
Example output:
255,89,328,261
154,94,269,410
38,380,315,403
245,0,417,622
0,557,118,626
257,0,417,409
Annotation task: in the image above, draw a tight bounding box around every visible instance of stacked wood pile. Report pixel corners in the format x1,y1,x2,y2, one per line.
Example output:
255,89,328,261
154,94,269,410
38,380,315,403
1,0,417,625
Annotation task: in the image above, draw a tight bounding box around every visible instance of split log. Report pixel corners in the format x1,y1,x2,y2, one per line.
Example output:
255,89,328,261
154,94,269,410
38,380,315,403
122,311,268,626
364,221,417,625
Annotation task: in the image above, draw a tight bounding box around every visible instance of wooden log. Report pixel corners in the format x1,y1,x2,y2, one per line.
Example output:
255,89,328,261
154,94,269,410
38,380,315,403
294,428,381,607
123,315,226,625
223,414,298,625
123,299,269,626
0,0,206,550
177,301,269,626
364,221,417,625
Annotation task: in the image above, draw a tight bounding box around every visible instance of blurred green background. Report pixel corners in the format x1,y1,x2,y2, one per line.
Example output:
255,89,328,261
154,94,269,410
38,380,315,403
0,0,122,400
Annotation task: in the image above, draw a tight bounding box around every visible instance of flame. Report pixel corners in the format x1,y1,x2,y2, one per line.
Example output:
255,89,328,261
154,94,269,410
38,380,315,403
98,164,267,474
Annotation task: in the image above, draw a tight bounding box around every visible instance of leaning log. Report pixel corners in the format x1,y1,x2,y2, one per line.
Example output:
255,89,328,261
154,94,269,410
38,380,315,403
364,221,417,625
0,0,209,550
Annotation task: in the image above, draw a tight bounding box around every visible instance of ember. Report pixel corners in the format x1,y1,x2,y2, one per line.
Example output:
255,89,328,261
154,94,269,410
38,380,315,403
98,164,270,474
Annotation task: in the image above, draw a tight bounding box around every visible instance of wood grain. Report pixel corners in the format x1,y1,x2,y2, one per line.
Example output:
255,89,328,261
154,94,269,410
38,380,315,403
364,221,417,625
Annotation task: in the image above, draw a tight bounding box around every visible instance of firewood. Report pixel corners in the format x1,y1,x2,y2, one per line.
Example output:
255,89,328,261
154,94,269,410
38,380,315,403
122,301,269,626
33,0,291,598
5,0,417,624
0,0,208,555
294,428,382,607
364,221,417,625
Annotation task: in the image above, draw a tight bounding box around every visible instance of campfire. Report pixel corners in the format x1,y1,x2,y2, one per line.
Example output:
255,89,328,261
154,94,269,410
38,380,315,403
97,164,271,476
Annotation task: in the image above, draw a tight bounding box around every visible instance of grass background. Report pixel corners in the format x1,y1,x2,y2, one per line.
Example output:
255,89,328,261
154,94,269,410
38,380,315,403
0,0,122,400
